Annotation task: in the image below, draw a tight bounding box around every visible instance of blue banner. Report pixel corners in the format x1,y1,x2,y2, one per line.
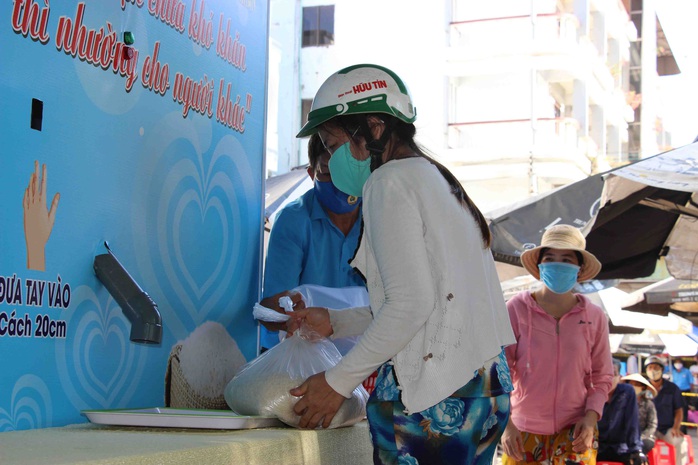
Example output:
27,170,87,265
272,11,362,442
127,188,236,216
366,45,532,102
0,0,267,430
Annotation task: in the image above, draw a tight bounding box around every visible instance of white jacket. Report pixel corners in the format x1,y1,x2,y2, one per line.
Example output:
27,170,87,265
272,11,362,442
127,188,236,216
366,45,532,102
325,157,515,413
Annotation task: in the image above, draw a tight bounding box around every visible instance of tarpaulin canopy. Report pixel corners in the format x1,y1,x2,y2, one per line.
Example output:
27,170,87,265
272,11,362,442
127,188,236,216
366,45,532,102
602,285,698,356
610,331,698,357
622,277,698,315
487,142,698,280
642,277,698,304
659,333,698,357
582,290,640,334
610,332,664,355
599,287,693,334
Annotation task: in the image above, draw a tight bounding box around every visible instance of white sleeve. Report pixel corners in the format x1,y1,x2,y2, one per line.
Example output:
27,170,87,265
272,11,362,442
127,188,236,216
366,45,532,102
325,176,436,397
328,306,372,338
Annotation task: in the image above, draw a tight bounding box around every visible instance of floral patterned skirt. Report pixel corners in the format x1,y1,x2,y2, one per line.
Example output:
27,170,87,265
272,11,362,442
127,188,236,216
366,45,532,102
366,362,511,465
500,424,599,465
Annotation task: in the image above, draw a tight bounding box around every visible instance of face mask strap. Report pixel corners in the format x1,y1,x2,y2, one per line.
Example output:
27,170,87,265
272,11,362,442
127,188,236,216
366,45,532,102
341,124,378,169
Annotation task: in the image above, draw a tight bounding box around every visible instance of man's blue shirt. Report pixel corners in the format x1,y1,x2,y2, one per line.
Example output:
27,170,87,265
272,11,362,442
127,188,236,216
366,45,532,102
653,379,684,434
261,188,364,349
670,367,693,391
598,383,643,456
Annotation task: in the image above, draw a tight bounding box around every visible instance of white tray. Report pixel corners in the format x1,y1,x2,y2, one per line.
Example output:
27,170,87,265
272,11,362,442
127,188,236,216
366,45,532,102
81,407,285,430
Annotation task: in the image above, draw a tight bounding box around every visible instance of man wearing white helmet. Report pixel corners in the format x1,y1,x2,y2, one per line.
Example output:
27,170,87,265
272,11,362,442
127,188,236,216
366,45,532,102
287,64,516,465
645,355,686,465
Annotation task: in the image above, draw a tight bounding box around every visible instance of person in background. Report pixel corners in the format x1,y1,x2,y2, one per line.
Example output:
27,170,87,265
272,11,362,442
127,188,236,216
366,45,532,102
597,359,647,465
668,357,693,433
645,355,686,465
258,133,364,350
500,224,614,465
627,354,639,375
668,358,692,392
689,354,698,392
622,373,658,455
688,354,698,427
287,64,516,465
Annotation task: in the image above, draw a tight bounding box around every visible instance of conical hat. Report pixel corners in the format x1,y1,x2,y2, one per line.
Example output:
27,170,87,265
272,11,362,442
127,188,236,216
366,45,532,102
622,373,657,396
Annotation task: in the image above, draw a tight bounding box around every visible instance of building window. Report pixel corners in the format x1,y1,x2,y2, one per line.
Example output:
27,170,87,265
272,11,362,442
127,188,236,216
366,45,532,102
301,99,313,125
302,5,335,47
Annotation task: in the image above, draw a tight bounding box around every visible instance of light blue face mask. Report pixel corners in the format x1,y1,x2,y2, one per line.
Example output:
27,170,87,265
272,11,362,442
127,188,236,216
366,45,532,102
538,262,580,294
328,142,372,198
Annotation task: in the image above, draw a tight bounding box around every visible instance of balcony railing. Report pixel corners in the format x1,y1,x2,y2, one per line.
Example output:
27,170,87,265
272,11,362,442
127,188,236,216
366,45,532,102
449,13,579,54
447,117,579,152
445,117,593,174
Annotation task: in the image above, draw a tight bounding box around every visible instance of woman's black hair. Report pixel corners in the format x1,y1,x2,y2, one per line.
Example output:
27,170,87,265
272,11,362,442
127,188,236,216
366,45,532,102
536,247,584,265
326,113,492,248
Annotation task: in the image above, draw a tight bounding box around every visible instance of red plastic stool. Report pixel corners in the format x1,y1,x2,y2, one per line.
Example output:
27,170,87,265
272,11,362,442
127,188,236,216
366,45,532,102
649,439,677,465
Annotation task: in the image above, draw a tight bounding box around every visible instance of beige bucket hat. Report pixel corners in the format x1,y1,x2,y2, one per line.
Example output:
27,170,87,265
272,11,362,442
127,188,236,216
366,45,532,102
520,224,602,282
622,373,658,396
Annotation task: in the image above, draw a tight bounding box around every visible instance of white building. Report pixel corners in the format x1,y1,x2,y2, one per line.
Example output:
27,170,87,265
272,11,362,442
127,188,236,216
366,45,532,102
266,0,678,213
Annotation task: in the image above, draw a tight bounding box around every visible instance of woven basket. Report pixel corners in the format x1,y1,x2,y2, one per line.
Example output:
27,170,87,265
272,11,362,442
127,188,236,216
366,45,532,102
164,343,229,410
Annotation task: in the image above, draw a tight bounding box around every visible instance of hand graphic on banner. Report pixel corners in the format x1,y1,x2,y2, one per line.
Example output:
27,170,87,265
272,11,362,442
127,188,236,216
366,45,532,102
23,160,60,271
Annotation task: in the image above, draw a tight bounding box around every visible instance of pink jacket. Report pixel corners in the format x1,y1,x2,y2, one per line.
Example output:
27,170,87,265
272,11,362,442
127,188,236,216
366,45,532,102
505,291,613,435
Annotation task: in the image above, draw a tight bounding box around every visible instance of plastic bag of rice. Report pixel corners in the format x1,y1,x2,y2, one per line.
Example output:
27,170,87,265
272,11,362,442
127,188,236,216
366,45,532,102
224,334,368,429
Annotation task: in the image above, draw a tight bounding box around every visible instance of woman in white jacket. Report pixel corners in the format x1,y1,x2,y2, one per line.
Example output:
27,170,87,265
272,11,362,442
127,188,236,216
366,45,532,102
287,64,516,465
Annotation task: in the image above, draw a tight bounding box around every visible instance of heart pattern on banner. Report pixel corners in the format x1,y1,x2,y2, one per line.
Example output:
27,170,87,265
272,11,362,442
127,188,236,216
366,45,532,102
171,185,229,301
153,155,241,325
55,284,147,410
0,374,52,432
131,114,259,340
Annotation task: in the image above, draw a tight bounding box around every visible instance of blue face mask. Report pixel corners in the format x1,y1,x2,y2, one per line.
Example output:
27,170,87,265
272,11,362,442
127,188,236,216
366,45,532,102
313,179,360,214
538,262,580,294
328,142,372,198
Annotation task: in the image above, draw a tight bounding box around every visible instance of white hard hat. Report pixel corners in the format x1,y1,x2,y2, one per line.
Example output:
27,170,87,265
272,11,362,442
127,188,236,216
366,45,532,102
297,64,417,137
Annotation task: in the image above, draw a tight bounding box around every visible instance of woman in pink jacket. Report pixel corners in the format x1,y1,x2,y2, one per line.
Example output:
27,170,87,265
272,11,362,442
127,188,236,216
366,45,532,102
501,224,613,465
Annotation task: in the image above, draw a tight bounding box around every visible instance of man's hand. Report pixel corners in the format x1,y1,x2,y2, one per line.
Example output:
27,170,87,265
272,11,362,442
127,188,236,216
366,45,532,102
258,291,305,331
